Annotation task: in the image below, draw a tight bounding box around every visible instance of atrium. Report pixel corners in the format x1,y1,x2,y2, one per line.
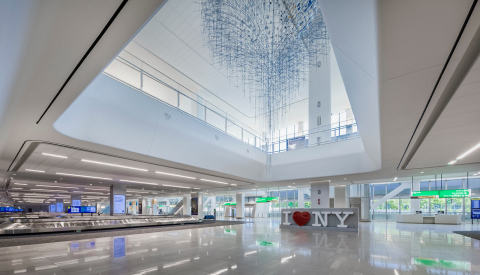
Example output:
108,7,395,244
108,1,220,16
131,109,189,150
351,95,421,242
0,0,480,274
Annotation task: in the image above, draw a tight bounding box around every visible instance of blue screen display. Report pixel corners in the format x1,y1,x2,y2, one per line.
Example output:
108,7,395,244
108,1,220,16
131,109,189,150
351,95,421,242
56,202,64,213
0,207,23,212
113,195,125,214
68,206,97,213
472,199,480,220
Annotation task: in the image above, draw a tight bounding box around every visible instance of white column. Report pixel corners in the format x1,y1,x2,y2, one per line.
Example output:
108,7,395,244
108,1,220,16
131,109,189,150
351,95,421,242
311,182,330,208
411,180,421,213
298,188,305,208
361,184,371,221
110,185,126,215
183,194,191,216
309,55,331,145
334,186,348,208
235,193,245,219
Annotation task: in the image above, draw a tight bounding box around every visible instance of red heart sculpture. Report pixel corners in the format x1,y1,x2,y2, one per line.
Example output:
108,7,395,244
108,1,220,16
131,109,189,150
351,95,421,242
292,211,311,226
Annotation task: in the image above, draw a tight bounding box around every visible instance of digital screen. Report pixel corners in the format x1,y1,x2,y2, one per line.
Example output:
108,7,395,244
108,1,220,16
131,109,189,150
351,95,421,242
0,207,23,212
472,199,480,220
72,200,81,206
56,202,64,213
68,206,97,213
113,195,125,214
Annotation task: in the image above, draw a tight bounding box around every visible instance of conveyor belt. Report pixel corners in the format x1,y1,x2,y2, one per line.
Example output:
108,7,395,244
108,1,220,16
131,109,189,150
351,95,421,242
0,215,200,235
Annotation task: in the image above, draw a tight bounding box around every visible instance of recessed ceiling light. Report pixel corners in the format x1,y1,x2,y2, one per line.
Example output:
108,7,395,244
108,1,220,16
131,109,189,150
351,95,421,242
420,171,424,174
119,179,158,185
42,152,68,159
55,172,112,181
162,184,191,189
81,159,148,172
393,177,398,181
448,142,480,165
35,184,78,189
25,169,45,173
155,171,196,180
200,178,228,184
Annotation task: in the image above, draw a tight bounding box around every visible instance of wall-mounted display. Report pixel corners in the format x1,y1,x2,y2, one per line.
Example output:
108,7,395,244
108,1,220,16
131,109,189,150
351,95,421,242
472,199,480,220
67,206,97,214
113,195,125,214
0,207,23,212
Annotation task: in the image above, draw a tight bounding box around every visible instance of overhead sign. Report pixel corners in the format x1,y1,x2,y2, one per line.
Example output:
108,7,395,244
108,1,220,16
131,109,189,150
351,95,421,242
256,197,278,203
0,207,23,212
411,189,471,198
223,202,236,206
281,208,359,231
68,206,97,214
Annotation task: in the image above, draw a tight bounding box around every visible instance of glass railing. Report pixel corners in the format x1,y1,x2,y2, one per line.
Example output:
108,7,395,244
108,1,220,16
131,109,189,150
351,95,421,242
103,56,359,153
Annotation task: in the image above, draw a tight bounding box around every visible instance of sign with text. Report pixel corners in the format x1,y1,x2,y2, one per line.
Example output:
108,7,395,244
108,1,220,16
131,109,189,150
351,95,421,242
113,195,125,214
411,189,471,198
281,208,359,231
472,199,480,220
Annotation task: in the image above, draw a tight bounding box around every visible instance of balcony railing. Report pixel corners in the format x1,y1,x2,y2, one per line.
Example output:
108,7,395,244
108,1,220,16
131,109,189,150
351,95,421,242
103,55,359,154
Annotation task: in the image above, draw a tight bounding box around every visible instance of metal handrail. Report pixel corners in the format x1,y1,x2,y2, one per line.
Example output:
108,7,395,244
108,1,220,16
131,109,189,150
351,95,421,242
103,56,359,153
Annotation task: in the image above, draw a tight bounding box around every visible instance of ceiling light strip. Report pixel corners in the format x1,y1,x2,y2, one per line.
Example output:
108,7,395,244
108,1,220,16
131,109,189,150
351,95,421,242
119,179,158,186
56,172,112,181
81,159,148,172
155,171,195,180
42,152,68,159
199,178,228,184
25,169,45,173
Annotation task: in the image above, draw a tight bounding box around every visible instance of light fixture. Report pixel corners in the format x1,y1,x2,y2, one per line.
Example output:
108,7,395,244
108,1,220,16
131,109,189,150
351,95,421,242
119,179,159,186
42,152,68,159
35,184,78,189
230,183,237,186
420,171,424,174
81,159,148,172
55,172,112,181
448,142,480,165
84,188,108,191
200,178,228,184
155,171,195,180
13,183,28,186
25,169,45,173
30,189,69,193
393,177,398,181
162,184,191,189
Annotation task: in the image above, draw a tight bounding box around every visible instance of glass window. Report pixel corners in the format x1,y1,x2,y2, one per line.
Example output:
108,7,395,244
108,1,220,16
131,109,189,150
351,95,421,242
430,198,445,214
400,199,410,213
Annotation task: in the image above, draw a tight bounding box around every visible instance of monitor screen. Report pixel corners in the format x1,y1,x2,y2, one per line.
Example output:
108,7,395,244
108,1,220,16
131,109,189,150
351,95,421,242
113,195,125,214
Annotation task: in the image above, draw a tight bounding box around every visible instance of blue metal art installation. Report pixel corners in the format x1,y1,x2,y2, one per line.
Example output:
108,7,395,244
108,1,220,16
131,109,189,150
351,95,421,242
201,0,329,131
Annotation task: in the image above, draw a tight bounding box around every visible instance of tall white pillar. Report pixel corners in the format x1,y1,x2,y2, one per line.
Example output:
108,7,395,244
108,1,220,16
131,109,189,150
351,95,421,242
190,192,203,218
311,182,330,208
235,193,245,219
309,56,331,145
183,194,191,216
298,188,305,208
411,180,421,213
110,185,126,215
334,186,349,208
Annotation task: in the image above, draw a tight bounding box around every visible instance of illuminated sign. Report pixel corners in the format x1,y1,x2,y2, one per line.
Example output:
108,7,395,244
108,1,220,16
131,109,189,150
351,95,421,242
113,195,125,214
67,206,97,213
411,189,471,198
472,199,480,220
256,197,279,203
223,202,236,206
0,207,23,212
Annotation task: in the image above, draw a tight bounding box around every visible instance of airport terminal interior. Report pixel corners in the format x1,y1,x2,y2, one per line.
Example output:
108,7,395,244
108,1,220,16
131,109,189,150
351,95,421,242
1,0,480,274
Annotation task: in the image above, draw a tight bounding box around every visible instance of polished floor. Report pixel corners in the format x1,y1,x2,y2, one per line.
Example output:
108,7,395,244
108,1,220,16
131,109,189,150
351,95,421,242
0,219,479,275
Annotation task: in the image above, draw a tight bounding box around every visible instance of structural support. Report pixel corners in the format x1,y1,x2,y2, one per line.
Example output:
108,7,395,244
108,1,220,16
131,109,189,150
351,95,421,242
334,186,349,208
309,55,331,145
110,185,126,215
311,182,330,208
411,179,421,213
183,194,191,216
235,193,245,219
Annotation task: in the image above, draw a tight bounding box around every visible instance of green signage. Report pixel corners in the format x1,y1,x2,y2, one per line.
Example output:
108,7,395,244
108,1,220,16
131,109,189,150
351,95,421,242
255,197,279,203
411,189,471,198
223,202,237,206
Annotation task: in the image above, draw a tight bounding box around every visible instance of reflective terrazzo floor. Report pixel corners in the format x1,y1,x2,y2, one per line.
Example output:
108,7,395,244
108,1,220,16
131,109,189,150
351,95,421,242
0,219,479,275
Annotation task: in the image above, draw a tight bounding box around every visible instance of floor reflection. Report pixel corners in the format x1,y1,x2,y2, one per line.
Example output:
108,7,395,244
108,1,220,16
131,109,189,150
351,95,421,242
0,220,479,274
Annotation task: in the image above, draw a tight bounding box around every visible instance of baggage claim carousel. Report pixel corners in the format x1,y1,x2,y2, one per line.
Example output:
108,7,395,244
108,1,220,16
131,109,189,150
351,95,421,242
0,215,201,235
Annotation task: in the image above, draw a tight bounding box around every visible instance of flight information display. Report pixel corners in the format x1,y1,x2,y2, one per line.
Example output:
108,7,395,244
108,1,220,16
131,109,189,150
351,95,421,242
0,207,23,212
68,206,97,213
472,199,480,220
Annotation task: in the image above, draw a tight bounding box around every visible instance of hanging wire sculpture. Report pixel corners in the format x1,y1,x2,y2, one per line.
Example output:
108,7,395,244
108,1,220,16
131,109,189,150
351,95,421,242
201,0,329,133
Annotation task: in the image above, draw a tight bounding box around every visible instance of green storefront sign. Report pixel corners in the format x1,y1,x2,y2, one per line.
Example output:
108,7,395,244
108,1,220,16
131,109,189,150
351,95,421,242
411,189,471,198
223,202,237,206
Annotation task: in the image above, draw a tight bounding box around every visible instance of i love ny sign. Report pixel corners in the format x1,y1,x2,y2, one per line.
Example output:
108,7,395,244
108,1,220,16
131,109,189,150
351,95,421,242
281,208,359,231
